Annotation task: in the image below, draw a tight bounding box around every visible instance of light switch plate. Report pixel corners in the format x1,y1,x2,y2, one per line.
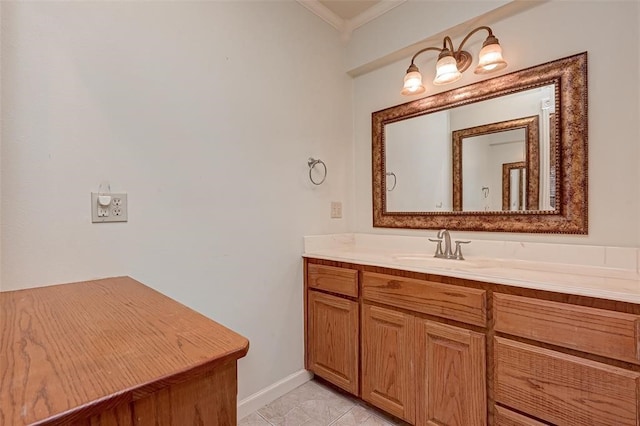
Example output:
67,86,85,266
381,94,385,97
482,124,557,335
91,193,128,223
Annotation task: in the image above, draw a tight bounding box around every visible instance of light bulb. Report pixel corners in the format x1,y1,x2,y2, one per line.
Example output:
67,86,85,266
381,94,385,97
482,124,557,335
475,37,507,74
401,69,426,96
433,53,462,85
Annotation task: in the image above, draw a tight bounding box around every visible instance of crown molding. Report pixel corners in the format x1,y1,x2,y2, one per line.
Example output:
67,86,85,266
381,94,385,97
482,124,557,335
346,0,406,32
297,0,406,41
296,0,345,33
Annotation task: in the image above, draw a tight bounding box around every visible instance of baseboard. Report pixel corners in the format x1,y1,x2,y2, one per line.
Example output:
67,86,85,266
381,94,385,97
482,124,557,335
237,369,313,420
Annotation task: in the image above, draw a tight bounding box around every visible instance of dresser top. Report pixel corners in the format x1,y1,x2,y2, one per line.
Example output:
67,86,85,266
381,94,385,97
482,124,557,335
0,276,249,425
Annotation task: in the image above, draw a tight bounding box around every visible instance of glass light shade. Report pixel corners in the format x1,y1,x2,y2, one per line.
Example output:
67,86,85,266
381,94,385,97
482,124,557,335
433,54,462,85
401,70,426,96
474,42,507,74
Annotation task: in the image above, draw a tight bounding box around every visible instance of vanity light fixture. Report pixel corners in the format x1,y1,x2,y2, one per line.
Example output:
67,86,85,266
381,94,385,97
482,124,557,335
401,26,507,96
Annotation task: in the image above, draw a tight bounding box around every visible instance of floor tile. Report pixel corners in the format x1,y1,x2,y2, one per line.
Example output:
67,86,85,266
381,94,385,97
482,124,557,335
258,382,314,423
297,393,355,424
250,380,418,426
239,412,272,426
355,404,411,426
331,405,393,425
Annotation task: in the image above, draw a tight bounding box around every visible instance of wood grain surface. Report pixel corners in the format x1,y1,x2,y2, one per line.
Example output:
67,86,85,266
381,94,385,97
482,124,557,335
416,320,486,426
494,293,640,364
307,264,358,298
307,290,359,395
495,337,640,426
494,406,549,426
131,360,238,426
361,304,415,423
362,272,487,327
0,276,249,425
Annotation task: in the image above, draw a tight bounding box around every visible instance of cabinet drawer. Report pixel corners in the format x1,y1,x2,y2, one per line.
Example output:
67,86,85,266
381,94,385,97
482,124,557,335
362,272,486,326
495,406,549,426
495,337,640,426
494,293,640,364
307,264,358,297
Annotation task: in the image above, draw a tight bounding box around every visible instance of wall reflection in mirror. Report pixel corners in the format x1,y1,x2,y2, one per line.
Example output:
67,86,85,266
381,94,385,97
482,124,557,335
385,84,556,213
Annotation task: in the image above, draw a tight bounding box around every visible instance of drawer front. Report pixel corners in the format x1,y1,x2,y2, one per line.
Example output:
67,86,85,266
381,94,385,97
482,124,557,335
494,406,550,426
495,337,640,426
308,264,358,298
362,272,486,326
494,293,640,364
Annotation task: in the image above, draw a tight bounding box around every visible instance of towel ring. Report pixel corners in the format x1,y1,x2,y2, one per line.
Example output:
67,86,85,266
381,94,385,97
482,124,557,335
308,158,327,185
386,172,397,191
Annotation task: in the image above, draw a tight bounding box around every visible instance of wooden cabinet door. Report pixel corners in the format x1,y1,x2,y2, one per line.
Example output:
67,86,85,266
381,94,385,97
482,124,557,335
416,320,486,426
307,290,359,395
361,304,415,423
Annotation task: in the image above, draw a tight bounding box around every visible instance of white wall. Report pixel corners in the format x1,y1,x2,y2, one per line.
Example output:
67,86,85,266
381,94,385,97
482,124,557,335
353,1,640,246
0,2,3,276
0,1,352,401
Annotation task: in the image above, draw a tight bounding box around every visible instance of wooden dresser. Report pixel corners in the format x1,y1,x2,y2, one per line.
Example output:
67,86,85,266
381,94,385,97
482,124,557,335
304,257,640,426
0,276,249,425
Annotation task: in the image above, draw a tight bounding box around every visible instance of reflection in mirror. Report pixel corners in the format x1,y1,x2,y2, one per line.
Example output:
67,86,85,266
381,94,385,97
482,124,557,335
502,162,526,211
386,85,553,213
386,110,451,212
464,129,525,211
462,129,525,211
372,53,588,233
453,114,542,212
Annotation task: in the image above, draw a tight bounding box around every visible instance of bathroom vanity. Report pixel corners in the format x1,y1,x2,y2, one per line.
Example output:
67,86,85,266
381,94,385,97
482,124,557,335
0,276,249,425
303,234,640,426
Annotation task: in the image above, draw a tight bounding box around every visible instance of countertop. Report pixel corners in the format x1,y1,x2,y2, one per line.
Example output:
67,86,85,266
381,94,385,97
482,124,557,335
0,276,249,425
303,234,640,304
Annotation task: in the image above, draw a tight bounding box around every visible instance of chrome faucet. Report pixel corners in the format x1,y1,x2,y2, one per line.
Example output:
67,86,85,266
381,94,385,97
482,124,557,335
429,229,471,260
438,229,453,258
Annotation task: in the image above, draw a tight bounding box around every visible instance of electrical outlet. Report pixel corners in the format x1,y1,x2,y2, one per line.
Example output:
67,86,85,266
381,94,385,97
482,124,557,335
330,201,342,219
92,193,128,223
97,206,109,217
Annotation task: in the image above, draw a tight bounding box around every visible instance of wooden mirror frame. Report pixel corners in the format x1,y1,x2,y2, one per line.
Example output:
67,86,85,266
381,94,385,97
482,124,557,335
452,115,540,211
372,52,587,234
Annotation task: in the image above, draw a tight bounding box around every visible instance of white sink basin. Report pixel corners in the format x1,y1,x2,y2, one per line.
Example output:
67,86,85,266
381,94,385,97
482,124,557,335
391,254,497,269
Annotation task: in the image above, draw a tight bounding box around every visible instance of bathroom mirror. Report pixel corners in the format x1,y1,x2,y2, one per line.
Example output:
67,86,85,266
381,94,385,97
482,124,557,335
372,52,587,233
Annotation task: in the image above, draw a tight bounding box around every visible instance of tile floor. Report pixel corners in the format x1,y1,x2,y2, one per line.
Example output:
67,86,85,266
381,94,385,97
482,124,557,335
239,379,410,426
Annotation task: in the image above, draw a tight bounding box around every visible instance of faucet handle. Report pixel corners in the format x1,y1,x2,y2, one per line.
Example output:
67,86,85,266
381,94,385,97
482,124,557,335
428,238,444,258
453,240,471,260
